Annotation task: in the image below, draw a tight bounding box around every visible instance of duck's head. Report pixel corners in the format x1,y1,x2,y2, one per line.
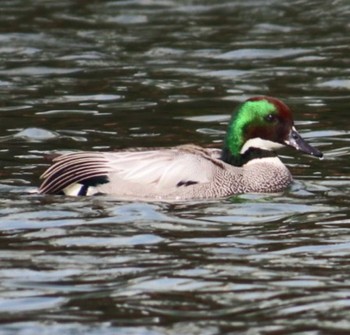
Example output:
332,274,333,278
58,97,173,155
222,96,323,166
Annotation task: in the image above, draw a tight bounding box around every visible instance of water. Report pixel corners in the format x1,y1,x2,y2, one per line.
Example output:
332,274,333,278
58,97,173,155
0,0,350,334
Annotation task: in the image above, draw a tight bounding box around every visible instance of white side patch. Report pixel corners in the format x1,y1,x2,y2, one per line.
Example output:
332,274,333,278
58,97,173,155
240,137,284,154
63,183,82,196
86,187,97,196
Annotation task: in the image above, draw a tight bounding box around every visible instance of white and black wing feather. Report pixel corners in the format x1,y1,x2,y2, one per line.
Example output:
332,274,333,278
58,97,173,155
39,152,111,194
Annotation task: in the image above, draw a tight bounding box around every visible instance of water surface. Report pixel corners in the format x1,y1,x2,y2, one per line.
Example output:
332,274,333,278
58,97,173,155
0,0,350,334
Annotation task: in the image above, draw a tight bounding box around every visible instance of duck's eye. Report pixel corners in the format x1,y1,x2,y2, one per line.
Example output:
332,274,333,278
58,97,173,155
265,114,276,122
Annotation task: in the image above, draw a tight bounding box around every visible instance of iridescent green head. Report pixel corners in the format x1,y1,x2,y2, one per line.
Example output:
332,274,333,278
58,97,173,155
222,96,323,166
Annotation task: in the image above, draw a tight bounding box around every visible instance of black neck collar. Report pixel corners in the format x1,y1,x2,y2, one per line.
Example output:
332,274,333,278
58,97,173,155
221,147,275,167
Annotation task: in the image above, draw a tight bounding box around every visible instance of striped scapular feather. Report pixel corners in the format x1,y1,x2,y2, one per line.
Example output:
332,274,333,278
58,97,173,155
39,152,110,194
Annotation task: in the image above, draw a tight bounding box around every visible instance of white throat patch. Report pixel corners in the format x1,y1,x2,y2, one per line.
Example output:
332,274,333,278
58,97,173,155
240,137,284,154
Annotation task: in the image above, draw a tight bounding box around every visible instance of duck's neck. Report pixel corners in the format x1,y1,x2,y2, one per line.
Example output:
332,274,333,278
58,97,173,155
221,146,275,167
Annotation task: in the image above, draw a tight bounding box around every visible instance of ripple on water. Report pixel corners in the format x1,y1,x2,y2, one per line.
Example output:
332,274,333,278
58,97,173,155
0,0,349,333
215,48,312,60
0,297,67,314
0,322,158,335
0,66,82,76
317,79,350,90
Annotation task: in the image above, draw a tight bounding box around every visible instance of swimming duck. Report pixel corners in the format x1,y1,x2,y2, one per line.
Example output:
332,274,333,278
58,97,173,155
39,96,322,200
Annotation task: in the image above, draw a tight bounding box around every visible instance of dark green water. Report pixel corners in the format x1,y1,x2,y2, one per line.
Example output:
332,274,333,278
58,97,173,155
0,1,350,334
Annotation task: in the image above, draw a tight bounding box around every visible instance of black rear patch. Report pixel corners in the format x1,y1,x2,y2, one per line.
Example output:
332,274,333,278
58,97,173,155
176,180,198,187
78,184,89,196
78,176,109,196
84,175,109,187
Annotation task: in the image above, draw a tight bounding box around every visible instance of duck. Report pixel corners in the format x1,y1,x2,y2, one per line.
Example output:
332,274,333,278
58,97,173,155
38,96,323,200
